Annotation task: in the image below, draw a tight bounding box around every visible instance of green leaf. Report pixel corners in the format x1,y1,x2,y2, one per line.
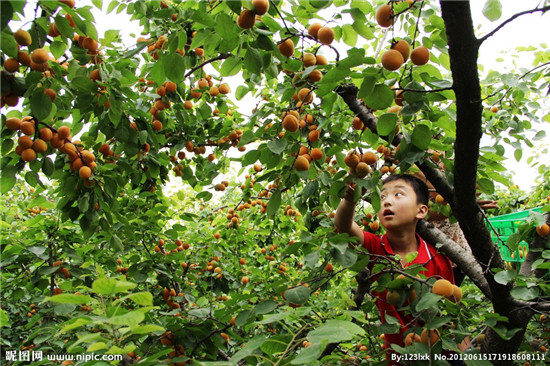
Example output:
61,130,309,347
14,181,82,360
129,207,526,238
164,53,185,84
290,342,324,364
1,308,11,328
415,292,442,311
110,234,123,250
31,90,53,121
47,294,93,305
483,0,502,21
244,47,262,75
92,278,136,295
107,311,145,326
267,189,281,218
284,286,310,305
510,286,539,301
514,148,522,162
377,113,398,136
411,124,432,150
341,24,357,47
330,247,358,268
71,76,98,93
364,84,394,110
255,300,278,315
130,324,164,334
267,139,287,154
494,270,516,285
308,320,365,344
127,292,153,306
230,335,267,362
61,317,93,332
358,75,376,99
1,31,19,58
42,157,54,176
1,166,17,194
87,342,108,352
220,56,242,77
50,41,68,59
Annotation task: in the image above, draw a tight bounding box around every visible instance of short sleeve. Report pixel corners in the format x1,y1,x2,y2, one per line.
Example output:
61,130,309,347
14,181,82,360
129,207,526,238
362,231,379,252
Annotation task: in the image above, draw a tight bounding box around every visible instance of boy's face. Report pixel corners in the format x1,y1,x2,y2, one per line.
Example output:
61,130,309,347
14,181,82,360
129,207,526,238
378,179,428,230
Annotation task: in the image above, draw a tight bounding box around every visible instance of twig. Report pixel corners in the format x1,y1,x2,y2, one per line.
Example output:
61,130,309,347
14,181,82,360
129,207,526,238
184,53,232,78
478,5,550,45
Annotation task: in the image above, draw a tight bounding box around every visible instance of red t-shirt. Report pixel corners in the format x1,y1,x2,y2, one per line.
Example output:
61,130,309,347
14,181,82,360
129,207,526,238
362,231,454,353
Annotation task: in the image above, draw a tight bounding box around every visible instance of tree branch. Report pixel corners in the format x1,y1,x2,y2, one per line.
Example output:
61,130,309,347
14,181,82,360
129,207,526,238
416,220,492,299
184,53,232,78
335,83,454,198
478,5,550,45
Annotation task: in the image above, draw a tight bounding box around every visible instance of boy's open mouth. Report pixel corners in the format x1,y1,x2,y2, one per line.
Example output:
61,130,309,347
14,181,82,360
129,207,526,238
383,209,394,217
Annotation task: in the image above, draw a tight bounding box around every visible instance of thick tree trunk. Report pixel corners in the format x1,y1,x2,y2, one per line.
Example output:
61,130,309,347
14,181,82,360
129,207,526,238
439,1,532,362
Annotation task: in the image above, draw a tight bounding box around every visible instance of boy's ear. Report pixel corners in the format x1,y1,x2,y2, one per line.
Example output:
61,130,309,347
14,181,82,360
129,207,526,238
416,203,429,219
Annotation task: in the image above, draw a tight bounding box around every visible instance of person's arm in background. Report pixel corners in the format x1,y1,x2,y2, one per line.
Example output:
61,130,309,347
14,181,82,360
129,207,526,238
334,181,364,243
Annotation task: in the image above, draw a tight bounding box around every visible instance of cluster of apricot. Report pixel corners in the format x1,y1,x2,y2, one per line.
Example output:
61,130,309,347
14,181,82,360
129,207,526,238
154,239,190,255
214,180,230,192
226,207,242,228
362,213,381,232
162,288,183,310
160,331,187,366
7,117,97,183
236,0,270,29
432,278,462,303
53,260,70,279
307,23,335,46
25,303,37,318
26,206,48,217
217,128,243,149
404,328,440,347
375,4,430,71
344,150,379,178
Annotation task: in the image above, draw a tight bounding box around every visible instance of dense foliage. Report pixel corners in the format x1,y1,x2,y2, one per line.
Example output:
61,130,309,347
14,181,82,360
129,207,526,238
1,0,550,365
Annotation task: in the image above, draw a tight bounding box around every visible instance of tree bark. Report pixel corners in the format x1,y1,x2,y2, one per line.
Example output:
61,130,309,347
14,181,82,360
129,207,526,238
439,1,532,362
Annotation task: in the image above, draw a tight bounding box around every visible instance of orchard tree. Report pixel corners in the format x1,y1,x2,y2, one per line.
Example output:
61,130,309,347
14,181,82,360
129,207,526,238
1,0,550,365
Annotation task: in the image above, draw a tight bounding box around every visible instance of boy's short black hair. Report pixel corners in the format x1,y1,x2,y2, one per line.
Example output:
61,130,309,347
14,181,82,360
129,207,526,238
381,174,430,206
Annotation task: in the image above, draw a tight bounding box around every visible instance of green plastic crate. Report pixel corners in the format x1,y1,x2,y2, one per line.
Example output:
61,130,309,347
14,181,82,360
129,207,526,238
486,207,543,265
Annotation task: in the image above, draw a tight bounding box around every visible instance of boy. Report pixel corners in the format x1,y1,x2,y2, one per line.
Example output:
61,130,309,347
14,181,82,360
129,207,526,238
334,174,455,355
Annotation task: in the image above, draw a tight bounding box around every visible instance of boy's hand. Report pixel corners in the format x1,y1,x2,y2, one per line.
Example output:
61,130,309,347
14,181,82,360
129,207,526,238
477,199,498,210
344,181,356,202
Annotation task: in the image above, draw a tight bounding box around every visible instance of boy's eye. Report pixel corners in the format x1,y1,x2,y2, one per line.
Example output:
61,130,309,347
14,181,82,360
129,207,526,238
395,192,403,197
380,194,386,199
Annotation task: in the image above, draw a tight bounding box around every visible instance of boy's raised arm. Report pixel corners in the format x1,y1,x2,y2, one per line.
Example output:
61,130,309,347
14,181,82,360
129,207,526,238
334,182,364,243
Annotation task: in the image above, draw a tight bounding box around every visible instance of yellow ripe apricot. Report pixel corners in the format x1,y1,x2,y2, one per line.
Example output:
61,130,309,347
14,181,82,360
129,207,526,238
310,148,323,160
3,58,20,73
355,162,371,178
376,4,393,28
79,166,92,180
21,148,37,162
361,151,378,165
344,152,360,168
315,54,328,65
20,121,35,136
404,333,421,346
392,40,410,61
57,125,71,139
308,69,323,82
317,26,334,45
447,285,462,302
420,329,440,346
282,115,299,132
324,262,333,272
308,23,323,39
536,223,549,237
302,52,316,67
32,139,48,153
17,51,32,67
381,49,404,71
277,38,294,57
294,155,310,171
410,46,430,66
298,88,313,104
219,83,230,94
432,279,453,297
31,48,50,64
14,29,32,46
5,117,22,131
252,0,269,15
